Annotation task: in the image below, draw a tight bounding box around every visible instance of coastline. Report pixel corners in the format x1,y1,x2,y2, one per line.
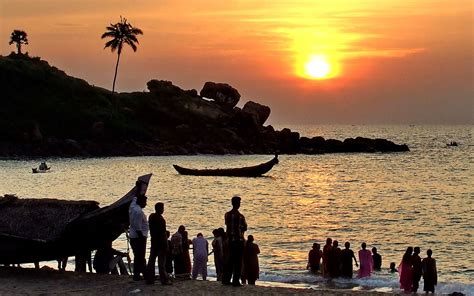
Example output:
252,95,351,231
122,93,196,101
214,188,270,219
0,267,410,296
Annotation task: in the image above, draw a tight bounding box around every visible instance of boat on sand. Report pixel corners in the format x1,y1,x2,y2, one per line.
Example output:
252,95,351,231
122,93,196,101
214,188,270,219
0,174,152,264
173,155,278,177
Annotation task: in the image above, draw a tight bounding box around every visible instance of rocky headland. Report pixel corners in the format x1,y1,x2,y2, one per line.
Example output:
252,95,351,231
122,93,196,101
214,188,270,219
0,54,409,157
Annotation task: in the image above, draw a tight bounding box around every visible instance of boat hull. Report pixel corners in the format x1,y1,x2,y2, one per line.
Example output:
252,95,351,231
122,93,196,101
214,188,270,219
0,174,152,264
173,156,278,177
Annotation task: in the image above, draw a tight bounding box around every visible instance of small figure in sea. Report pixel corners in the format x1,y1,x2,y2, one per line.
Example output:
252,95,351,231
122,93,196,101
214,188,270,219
212,228,224,281
222,195,247,287
329,240,342,278
411,246,422,293
371,247,382,271
340,241,358,278
128,181,149,281
422,249,437,293
399,246,413,292
358,242,373,278
192,233,209,280
307,243,322,273
93,241,128,275
389,262,398,273
244,235,260,285
145,202,171,285
322,237,332,277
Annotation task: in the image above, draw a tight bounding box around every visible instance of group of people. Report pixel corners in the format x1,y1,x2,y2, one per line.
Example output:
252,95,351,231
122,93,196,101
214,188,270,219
307,238,382,279
127,182,260,287
307,239,438,293
399,247,438,294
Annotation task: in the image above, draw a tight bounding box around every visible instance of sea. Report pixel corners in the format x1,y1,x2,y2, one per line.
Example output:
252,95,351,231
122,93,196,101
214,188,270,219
0,125,472,295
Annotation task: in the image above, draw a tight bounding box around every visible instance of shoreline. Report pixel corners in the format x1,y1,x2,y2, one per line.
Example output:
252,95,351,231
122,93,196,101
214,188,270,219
0,267,413,296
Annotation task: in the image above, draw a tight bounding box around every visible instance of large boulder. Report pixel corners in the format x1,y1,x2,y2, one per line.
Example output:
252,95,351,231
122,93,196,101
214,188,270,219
241,101,271,126
200,82,240,108
147,79,183,97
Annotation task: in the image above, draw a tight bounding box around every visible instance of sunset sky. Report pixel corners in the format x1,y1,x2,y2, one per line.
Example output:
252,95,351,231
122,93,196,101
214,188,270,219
1,0,472,124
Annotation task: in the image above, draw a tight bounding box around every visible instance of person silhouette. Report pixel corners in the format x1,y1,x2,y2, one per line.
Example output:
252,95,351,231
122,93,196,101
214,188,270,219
422,249,437,293
372,247,382,271
341,241,358,278
411,246,422,293
222,195,247,287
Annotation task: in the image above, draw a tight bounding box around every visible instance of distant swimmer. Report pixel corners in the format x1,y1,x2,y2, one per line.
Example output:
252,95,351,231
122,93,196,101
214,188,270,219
389,262,398,273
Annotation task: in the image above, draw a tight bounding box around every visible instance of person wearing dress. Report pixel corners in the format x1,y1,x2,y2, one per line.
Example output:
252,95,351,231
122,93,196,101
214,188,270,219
341,241,358,278
243,235,260,285
212,229,224,281
422,249,437,293
399,247,413,292
358,242,373,278
192,233,209,280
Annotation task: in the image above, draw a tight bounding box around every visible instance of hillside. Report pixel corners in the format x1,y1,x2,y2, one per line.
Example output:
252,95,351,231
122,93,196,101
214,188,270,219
0,54,409,157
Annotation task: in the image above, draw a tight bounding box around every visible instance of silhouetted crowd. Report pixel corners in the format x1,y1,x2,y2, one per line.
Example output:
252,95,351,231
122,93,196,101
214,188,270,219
307,238,438,293
128,181,259,287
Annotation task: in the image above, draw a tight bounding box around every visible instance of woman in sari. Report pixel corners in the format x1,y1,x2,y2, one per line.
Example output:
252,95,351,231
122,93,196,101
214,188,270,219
243,235,260,285
358,242,373,278
399,247,413,292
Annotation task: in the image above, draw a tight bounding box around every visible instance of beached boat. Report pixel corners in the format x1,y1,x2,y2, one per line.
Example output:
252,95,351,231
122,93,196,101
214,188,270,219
0,174,152,264
173,155,279,177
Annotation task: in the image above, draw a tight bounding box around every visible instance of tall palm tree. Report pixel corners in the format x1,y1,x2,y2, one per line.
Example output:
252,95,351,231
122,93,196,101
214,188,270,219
9,30,29,54
101,17,143,93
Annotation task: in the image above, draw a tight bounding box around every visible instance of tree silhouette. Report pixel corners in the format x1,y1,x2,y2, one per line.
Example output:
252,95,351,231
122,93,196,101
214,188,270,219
101,17,143,93
9,30,29,54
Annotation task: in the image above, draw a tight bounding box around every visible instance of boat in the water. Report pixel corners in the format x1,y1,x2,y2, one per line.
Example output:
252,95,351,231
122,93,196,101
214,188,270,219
0,173,152,264
173,155,278,177
32,162,51,173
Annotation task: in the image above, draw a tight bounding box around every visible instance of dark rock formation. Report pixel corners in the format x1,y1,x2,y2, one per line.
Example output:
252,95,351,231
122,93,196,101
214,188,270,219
200,82,240,109
0,54,410,157
242,101,271,126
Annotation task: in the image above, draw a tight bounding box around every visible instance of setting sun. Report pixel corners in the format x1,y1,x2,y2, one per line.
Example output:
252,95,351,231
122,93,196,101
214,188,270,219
305,55,331,79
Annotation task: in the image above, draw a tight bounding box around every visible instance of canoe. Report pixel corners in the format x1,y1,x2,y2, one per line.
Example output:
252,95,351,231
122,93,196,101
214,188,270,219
173,155,278,177
0,173,152,264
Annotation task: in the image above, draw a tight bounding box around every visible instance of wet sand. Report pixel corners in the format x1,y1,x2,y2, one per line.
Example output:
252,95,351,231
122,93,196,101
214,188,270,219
0,267,410,296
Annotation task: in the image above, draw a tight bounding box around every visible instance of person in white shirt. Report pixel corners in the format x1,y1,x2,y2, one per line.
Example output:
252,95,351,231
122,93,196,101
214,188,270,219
129,183,148,281
192,233,209,280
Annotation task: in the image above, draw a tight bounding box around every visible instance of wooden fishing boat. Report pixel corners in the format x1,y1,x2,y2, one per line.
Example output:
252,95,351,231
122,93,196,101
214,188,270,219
0,173,152,264
173,155,278,177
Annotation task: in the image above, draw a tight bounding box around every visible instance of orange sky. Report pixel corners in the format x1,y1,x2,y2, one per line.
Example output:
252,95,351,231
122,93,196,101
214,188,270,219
1,0,472,124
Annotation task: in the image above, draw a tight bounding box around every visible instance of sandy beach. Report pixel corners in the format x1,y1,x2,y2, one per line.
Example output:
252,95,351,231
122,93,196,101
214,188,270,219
0,267,410,296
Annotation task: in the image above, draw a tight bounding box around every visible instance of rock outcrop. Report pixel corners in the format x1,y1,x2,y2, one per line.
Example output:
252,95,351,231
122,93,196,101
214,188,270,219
200,82,240,109
0,54,410,157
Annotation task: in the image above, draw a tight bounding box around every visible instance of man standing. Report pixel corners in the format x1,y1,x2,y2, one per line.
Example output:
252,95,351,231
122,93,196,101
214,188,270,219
192,233,209,280
223,195,247,286
129,187,148,281
146,202,171,285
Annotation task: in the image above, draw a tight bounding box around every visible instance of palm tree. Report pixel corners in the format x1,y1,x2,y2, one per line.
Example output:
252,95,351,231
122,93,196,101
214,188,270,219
9,30,29,54
101,16,143,93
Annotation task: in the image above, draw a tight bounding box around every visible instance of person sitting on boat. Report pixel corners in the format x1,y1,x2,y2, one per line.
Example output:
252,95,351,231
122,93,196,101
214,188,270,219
93,241,129,275
38,162,49,170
